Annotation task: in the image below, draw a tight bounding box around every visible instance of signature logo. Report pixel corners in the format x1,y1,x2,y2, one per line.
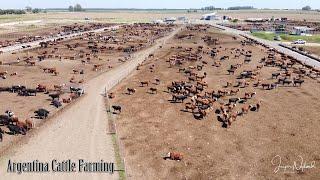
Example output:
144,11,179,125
271,155,316,174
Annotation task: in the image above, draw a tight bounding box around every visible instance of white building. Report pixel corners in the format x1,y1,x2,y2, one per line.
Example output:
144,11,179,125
164,17,176,24
292,26,314,36
201,12,221,21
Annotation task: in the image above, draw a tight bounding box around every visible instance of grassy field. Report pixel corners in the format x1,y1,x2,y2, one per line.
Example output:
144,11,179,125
252,31,320,43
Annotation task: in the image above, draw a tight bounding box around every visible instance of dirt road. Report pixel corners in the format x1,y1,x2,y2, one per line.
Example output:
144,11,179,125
0,26,182,180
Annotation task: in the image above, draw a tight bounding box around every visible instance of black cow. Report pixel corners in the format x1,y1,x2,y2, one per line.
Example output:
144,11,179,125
49,93,60,100
0,115,10,125
11,85,26,93
293,79,304,86
52,99,62,108
172,95,187,103
283,79,293,86
229,98,240,104
227,69,235,75
18,89,37,96
0,128,4,142
70,87,80,92
272,72,281,79
112,105,122,114
26,89,37,96
7,124,26,135
34,108,50,119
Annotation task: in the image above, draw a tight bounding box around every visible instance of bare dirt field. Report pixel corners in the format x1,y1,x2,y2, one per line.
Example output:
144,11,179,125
0,23,175,151
0,23,113,48
108,25,320,179
304,46,320,57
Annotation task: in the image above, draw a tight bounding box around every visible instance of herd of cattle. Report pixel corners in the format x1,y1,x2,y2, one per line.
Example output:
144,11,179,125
0,23,176,143
1,22,319,145
111,24,320,129
0,85,84,140
1,23,175,71
220,19,320,34
0,23,110,49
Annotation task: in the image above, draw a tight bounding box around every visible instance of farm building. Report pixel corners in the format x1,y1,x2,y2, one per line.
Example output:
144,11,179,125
153,19,164,24
291,26,315,35
245,18,269,23
164,17,176,24
201,13,221,21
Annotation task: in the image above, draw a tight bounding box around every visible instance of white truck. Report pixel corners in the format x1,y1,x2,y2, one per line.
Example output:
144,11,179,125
293,39,306,44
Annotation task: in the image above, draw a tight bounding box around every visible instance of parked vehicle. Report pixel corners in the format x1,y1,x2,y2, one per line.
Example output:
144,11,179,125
293,39,306,44
274,35,282,41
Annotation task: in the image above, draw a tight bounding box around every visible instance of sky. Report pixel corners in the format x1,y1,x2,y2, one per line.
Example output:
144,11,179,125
1,0,320,9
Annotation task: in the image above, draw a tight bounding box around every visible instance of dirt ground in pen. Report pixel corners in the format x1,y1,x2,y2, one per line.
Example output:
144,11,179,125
0,23,175,152
109,26,320,179
304,46,320,57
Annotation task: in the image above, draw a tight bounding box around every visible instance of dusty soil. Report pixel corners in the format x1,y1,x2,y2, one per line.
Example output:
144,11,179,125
0,23,113,47
304,46,320,57
109,25,320,179
0,23,175,150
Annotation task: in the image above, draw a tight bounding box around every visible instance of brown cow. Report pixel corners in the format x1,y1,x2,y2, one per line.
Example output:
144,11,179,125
140,81,149,87
108,93,115,99
241,105,251,114
164,152,183,161
149,87,157,94
25,119,33,130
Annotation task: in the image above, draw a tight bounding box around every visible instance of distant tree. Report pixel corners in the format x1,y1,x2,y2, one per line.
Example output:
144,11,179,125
202,6,223,11
32,8,41,13
69,4,84,12
25,6,32,12
302,6,311,11
0,9,26,15
228,6,254,10
68,5,74,12
74,4,84,12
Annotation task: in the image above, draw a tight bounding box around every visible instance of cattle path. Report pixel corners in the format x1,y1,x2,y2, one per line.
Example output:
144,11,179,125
0,26,182,180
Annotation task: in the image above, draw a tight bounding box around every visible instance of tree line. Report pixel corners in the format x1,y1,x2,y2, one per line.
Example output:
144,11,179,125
0,6,44,15
201,6,255,11
68,4,85,12
0,9,26,15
